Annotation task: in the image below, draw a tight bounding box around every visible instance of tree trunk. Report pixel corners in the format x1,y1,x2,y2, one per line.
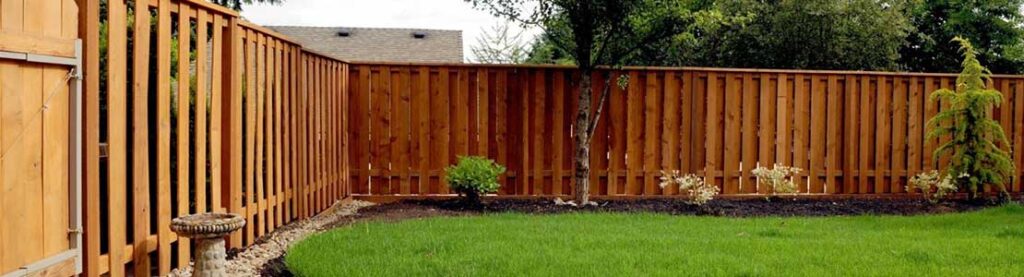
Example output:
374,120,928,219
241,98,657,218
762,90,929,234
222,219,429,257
574,71,593,204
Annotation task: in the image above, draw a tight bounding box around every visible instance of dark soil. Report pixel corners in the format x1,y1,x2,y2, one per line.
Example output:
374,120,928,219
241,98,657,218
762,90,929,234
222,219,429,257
261,197,1013,276
355,197,1005,219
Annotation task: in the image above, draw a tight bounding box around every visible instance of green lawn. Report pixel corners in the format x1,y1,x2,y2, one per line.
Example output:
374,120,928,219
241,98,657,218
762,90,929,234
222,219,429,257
287,205,1024,276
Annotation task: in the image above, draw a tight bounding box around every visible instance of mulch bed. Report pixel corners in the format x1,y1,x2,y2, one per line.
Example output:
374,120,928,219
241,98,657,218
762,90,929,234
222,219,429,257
261,197,1015,276
354,197,1009,220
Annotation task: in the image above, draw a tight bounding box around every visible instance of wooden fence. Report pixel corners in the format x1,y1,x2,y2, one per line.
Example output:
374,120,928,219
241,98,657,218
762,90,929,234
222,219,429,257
2,0,1022,276
347,63,1024,197
77,0,348,276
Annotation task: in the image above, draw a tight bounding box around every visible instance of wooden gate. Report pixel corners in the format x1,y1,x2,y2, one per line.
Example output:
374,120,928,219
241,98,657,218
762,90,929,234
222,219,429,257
0,0,83,276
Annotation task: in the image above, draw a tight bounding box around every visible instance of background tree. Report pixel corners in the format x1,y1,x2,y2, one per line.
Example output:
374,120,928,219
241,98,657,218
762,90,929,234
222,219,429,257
527,0,1024,73
529,0,913,71
713,0,911,70
900,0,1024,73
472,22,533,64
524,36,575,64
522,1,740,66
211,0,284,11
466,0,699,204
926,37,1016,200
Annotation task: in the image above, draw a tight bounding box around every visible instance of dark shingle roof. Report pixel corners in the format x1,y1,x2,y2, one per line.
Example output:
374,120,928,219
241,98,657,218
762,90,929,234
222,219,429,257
268,26,463,63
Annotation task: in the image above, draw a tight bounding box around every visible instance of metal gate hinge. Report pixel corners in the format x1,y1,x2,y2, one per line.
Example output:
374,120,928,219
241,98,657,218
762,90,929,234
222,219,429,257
69,67,82,80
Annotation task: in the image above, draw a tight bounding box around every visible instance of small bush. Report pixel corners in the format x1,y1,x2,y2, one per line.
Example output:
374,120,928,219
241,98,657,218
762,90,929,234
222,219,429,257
444,156,506,203
906,170,957,204
659,170,719,206
752,163,802,197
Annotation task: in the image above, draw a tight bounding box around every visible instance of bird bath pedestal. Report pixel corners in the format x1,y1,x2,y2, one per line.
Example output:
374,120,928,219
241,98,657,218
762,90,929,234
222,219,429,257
170,213,245,277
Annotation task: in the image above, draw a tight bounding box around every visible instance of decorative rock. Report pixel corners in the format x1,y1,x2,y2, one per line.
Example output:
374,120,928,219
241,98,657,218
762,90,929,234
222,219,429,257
553,198,578,207
554,198,566,205
171,213,245,277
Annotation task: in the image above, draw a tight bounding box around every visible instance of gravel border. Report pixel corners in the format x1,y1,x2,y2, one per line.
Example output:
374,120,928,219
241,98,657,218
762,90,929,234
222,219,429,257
170,200,375,277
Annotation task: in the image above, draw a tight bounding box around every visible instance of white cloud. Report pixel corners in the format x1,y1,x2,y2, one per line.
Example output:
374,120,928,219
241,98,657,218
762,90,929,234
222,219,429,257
241,0,541,62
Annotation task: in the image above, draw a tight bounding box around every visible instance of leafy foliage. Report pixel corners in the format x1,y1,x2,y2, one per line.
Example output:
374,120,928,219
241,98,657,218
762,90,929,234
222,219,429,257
525,0,1024,73
445,156,507,203
900,0,1024,73
210,0,284,11
926,37,1017,198
467,0,691,69
528,0,911,71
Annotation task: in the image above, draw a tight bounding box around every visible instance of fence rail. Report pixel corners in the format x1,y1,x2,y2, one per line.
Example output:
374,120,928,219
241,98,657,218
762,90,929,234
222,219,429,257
346,63,1024,197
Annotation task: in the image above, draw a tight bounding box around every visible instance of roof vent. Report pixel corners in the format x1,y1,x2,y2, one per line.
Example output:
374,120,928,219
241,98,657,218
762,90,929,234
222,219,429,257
412,31,427,39
337,28,351,37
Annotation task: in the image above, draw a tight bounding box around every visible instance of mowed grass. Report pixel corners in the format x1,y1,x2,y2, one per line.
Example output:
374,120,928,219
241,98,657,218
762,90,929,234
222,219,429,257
286,205,1024,276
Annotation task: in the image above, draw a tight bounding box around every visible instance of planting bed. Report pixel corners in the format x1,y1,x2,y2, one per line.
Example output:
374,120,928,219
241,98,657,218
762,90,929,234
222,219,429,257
352,197,1000,219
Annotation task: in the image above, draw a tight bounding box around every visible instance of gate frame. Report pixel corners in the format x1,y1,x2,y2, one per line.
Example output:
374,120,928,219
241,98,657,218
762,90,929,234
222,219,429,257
0,40,83,277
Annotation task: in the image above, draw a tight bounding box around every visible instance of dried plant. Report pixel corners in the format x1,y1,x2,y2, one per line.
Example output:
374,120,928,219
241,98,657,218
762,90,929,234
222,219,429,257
660,170,720,206
751,163,802,197
907,170,958,204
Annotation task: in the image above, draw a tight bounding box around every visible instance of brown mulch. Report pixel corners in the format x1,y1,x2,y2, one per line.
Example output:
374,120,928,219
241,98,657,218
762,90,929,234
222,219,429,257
353,197,1006,219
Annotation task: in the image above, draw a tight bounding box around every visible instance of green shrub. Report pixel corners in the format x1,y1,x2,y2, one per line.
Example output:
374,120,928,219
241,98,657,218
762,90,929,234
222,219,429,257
926,37,1017,199
444,156,506,203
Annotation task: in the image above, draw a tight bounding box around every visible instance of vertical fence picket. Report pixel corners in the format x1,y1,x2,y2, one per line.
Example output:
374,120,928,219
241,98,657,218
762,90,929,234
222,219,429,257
119,0,154,273
860,76,874,193
723,74,741,194
1015,79,1024,192
740,74,759,194
106,0,127,274
810,75,826,193
826,75,841,194
892,77,908,193
758,73,776,194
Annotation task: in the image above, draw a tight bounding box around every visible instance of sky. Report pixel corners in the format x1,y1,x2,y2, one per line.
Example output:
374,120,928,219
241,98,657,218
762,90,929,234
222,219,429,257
241,0,541,62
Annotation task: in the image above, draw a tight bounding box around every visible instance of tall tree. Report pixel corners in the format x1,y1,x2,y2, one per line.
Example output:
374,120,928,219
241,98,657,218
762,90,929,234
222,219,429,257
901,0,1024,73
529,0,913,71
466,0,692,204
926,37,1016,200
472,22,533,64
211,0,284,11
716,0,911,70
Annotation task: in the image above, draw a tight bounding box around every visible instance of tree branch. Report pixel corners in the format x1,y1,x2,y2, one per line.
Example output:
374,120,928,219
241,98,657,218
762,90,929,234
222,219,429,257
607,21,679,66
542,25,578,62
480,1,544,26
586,70,614,142
592,21,625,66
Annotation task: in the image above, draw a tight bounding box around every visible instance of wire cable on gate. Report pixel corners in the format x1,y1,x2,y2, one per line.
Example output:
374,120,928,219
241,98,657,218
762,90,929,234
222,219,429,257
0,68,75,161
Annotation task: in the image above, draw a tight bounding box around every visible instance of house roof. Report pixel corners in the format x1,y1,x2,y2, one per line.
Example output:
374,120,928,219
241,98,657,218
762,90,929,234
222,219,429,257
267,26,463,63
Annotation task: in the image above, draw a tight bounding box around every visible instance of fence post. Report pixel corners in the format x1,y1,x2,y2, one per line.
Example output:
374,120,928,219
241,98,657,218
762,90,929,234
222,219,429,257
223,16,245,248
342,63,350,199
76,0,100,275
